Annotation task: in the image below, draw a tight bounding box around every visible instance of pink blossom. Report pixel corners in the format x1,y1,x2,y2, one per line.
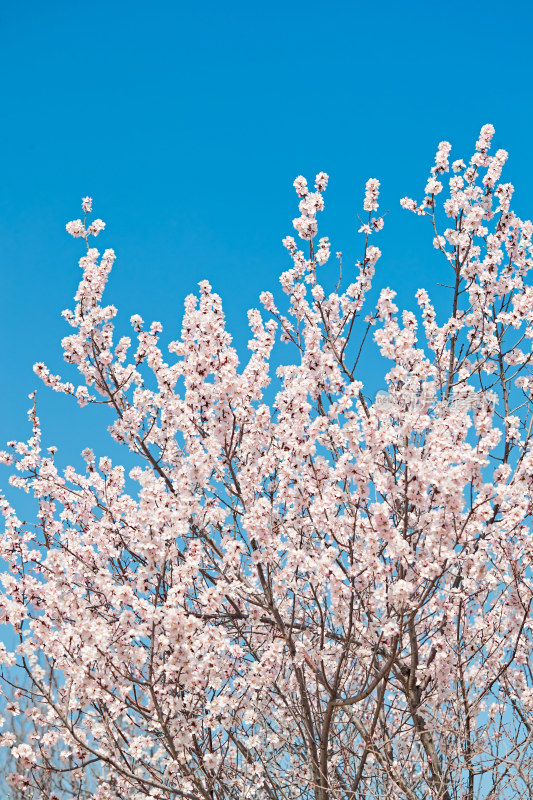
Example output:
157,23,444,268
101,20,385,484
315,171,329,192
87,218,106,237
433,140,451,173
293,175,308,197
476,122,495,152
65,219,86,238
364,178,380,211
400,197,417,211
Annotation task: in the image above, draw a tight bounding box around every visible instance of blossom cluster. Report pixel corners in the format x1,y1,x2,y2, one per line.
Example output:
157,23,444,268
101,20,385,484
1,127,533,800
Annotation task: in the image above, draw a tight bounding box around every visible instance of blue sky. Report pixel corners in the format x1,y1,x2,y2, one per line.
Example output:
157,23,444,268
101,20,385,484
1,0,533,465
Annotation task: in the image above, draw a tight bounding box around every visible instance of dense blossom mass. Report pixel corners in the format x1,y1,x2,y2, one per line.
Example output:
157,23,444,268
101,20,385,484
1,125,533,800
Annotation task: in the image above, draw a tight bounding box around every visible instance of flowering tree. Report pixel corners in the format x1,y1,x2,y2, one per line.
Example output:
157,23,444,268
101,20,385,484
1,125,533,800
